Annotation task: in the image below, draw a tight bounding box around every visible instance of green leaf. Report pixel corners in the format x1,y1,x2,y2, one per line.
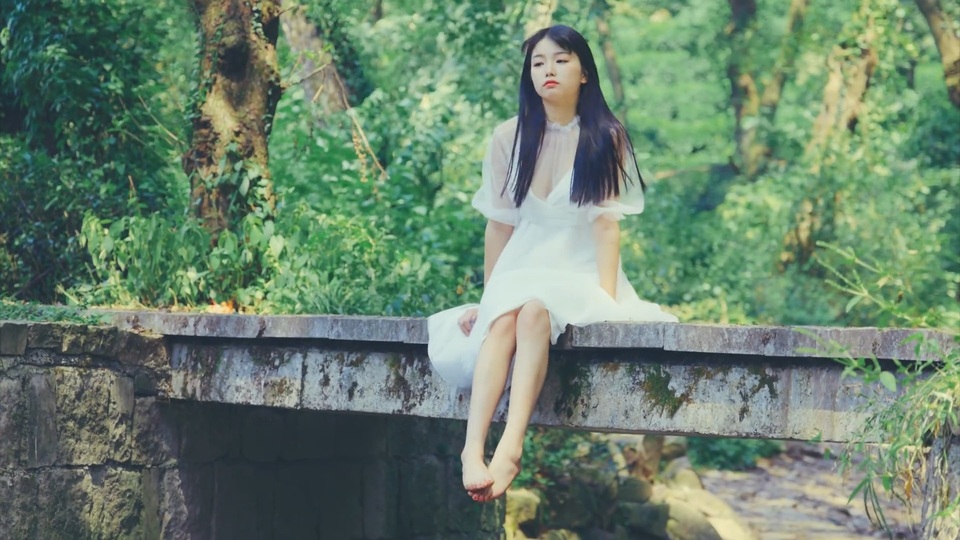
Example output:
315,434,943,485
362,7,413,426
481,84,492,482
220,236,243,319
878,371,897,393
881,475,893,492
848,478,870,503
844,296,863,313
269,235,284,258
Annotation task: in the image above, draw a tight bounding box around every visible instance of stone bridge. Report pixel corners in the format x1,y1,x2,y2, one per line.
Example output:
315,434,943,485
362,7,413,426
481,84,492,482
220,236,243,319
0,312,956,540
109,311,951,442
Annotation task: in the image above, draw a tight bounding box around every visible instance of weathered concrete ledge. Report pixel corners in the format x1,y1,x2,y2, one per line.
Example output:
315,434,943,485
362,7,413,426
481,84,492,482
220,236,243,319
100,310,953,361
93,312,957,444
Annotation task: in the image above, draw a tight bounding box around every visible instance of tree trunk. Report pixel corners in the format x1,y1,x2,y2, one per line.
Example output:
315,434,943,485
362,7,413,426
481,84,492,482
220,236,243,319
782,12,877,271
725,0,765,178
280,1,350,118
805,27,878,159
725,0,808,179
370,0,383,23
915,0,960,108
183,0,281,240
593,0,627,127
525,0,558,38
922,430,960,540
760,0,809,120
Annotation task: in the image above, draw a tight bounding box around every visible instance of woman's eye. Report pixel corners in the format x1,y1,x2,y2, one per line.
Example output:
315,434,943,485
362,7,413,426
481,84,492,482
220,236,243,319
533,62,544,67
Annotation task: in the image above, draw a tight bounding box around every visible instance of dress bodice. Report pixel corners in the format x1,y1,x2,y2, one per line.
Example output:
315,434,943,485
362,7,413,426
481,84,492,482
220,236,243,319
471,116,646,227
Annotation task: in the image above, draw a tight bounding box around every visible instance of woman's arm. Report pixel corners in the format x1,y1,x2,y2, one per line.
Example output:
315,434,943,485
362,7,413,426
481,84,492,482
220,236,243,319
592,216,620,298
484,220,514,285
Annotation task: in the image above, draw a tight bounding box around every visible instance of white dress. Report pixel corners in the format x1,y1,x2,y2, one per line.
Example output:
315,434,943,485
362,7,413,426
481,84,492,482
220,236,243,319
427,116,678,388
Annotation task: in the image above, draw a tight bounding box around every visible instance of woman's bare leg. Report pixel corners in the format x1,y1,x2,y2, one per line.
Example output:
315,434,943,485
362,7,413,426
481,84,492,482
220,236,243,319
461,311,519,497
477,300,551,502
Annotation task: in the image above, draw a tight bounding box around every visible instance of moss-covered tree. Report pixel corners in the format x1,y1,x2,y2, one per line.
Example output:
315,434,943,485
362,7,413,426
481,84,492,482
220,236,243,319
182,0,282,240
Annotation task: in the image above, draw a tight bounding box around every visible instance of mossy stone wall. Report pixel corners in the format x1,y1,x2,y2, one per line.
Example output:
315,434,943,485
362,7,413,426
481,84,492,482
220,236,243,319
0,321,503,539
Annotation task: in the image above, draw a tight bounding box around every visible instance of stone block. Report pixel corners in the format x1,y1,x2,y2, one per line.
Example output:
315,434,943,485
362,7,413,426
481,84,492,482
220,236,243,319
70,325,120,357
280,409,338,461
399,455,448,535
58,324,90,354
85,468,145,536
34,467,145,539
35,474,85,538
567,321,666,349
273,464,323,539
172,344,302,408
134,368,163,396
141,468,162,540
240,406,286,461
23,373,57,468
0,322,28,356
212,462,276,540
26,323,64,349
315,462,365,539
160,465,214,540
387,415,464,457
362,460,398,538
53,367,134,464
132,397,180,465
0,470,39,538
332,412,388,458
178,401,240,463
117,330,168,370
0,377,23,467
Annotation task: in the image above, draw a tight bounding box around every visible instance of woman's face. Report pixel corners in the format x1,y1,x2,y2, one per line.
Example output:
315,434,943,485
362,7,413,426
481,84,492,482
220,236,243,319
529,37,585,105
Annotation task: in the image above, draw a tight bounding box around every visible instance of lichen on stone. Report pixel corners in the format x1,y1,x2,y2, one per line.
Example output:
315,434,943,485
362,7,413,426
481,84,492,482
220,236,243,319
552,360,593,419
635,365,691,418
738,365,780,421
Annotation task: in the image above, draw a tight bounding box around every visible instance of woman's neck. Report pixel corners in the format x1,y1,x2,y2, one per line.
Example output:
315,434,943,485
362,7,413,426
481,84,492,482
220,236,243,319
543,101,578,126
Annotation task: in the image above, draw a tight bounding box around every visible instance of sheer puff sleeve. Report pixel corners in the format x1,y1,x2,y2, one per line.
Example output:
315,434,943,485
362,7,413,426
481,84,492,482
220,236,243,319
588,148,646,222
471,119,520,226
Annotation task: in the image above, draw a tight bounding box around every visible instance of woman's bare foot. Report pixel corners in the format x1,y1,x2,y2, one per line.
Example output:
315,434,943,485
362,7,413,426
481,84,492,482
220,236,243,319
461,452,493,495
473,450,520,502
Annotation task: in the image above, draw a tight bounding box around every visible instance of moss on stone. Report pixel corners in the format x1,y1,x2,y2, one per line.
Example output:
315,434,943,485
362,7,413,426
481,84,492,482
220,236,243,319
638,365,691,418
553,361,592,419
738,365,780,421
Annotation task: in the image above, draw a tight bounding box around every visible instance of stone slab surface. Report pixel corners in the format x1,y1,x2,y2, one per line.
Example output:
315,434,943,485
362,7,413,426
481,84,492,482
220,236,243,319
100,311,956,361
167,340,895,443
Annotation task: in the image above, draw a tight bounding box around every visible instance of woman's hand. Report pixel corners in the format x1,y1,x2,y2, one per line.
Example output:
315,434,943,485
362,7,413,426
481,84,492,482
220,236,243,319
458,307,479,336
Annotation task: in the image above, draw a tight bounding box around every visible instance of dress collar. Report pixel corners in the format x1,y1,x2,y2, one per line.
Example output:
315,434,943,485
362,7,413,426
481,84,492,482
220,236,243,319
545,115,580,133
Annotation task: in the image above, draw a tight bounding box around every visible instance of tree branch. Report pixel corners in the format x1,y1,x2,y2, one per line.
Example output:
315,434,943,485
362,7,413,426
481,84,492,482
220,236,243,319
915,0,960,108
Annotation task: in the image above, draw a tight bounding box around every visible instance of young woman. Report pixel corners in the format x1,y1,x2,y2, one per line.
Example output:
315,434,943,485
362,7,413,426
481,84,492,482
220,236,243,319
427,25,678,503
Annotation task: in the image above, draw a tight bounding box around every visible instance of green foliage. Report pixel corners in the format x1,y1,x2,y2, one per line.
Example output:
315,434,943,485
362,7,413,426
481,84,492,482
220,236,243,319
74,203,468,315
514,427,612,492
0,298,102,325
806,244,960,532
0,0,193,301
4,0,956,326
686,437,784,471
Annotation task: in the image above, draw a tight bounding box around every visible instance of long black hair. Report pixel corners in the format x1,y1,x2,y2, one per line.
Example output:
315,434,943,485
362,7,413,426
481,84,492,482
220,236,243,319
504,25,645,207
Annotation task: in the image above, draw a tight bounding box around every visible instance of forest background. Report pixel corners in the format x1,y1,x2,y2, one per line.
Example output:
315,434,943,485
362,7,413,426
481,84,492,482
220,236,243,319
1,0,958,330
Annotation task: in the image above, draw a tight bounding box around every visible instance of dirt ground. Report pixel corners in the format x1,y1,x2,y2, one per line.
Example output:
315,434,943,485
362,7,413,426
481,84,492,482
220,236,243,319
699,442,923,540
